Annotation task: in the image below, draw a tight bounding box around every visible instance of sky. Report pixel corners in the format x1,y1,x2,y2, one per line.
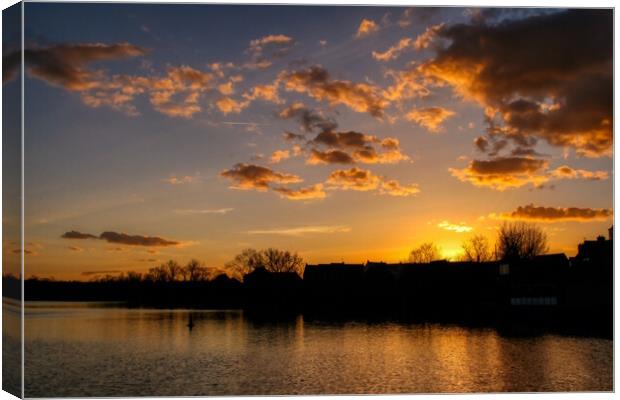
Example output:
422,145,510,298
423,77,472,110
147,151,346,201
2,4,613,280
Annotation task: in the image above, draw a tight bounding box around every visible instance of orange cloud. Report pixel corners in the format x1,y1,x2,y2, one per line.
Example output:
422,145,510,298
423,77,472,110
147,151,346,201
449,157,549,191
246,34,294,69
215,96,250,115
243,83,282,104
413,23,444,50
326,167,381,191
406,107,455,132
269,150,291,164
356,18,379,38
164,174,199,185
380,180,420,197
551,165,609,181
280,66,388,118
372,38,413,62
272,184,327,200
220,163,302,191
382,68,430,102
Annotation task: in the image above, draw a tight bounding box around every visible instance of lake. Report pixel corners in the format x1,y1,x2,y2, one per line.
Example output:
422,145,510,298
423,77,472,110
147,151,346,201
15,302,613,396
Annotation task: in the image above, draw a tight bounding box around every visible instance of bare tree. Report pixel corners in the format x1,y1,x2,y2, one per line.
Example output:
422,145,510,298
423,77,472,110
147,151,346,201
225,248,265,279
461,235,492,262
184,259,211,282
262,248,304,275
409,242,442,264
496,221,548,261
226,248,305,278
164,260,183,282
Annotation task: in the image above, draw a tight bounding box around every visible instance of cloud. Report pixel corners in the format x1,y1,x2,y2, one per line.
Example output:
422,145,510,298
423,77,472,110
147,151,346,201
99,231,179,247
246,34,294,69
62,230,180,247
173,208,234,215
449,157,549,191
551,165,609,181
372,38,413,62
356,18,379,38
246,225,350,236
164,174,200,185
325,168,420,197
306,130,409,165
437,221,473,233
413,23,444,50
215,96,250,114
220,163,302,191
67,246,84,252
311,130,376,150
61,230,99,239
406,107,455,132
272,184,327,200
417,10,612,157
397,7,441,27
270,149,291,164
4,43,147,89
498,204,612,222
380,180,420,197
326,167,381,191
382,68,430,102
307,149,355,165
279,66,388,117
242,83,282,104
85,65,216,118
278,102,338,132
451,157,610,190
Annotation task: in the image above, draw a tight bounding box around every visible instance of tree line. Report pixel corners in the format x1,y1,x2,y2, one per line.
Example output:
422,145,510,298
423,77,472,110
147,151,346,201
409,221,548,264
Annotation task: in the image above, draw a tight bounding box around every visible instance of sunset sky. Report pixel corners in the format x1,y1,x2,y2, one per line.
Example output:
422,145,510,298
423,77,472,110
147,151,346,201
3,5,613,280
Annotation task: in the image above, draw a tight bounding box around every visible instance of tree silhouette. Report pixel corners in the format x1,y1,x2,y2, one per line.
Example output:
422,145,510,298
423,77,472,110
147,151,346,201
409,242,441,263
262,248,304,275
226,248,265,279
185,259,211,282
226,248,305,278
461,234,492,262
496,221,548,261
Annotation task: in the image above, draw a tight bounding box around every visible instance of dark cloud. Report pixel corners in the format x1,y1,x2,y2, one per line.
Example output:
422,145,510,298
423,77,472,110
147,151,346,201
307,149,355,165
62,230,179,247
325,167,381,191
419,10,612,157
99,232,179,247
61,230,98,240
272,184,326,200
220,163,302,191
4,43,147,90
468,157,547,175
450,157,549,191
282,131,306,142
278,102,338,132
311,130,376,150
502,204,612,222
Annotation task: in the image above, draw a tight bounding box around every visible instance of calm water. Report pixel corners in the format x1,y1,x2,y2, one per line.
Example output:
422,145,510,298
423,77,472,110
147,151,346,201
18,302,612,397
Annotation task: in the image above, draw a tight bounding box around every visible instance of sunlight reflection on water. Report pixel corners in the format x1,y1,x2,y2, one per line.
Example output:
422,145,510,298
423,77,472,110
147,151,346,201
23,302,612,397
